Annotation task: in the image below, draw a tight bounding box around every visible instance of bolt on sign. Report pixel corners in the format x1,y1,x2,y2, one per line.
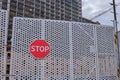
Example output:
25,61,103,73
30,40,50,59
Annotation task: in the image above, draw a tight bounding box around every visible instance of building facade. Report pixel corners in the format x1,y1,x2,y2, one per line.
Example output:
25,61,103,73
1,0,82,24
9,17,118,80
0,0,2,8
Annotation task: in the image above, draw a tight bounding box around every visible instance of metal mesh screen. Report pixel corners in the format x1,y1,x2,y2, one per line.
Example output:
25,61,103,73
10,18,42,80
10,17,118,80
0,9,8,80
96,26,117,80
72,23,96,80
44,20,70,80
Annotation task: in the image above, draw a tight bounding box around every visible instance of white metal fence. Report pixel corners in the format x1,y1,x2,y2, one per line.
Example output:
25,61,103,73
0,9,8,80
9,17,118,80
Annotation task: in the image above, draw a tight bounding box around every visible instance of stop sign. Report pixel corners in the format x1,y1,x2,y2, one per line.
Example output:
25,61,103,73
30,40,50,59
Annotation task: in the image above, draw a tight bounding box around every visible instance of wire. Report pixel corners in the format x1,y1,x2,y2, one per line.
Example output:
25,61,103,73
90,2,120,20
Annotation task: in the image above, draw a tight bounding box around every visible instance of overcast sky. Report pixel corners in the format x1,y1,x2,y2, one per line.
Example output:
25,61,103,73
82,0,120,30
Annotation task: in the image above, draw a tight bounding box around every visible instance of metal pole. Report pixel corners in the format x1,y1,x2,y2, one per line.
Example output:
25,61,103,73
113,0,119,69
113,0,117,25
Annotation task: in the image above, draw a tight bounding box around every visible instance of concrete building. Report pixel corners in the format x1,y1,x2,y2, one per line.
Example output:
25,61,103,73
0,0,2,8
0,0,82,24
9,17,117,80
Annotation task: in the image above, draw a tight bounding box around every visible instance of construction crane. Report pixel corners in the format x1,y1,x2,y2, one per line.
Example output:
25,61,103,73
90,2,120,20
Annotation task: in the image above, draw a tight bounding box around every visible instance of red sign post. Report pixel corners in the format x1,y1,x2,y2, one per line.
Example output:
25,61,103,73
30,40,50,59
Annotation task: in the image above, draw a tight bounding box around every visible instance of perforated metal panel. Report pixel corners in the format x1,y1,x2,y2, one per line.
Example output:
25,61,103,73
0,9,8,80
44,20,70,80
72,23,96,80
10,18,42,80
96,26,117,80
10,17,118,80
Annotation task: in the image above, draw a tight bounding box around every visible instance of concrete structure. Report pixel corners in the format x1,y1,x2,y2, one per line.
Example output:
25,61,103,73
0,1,2,8
0,0,82,24
9,17,118,80
0,9,8,80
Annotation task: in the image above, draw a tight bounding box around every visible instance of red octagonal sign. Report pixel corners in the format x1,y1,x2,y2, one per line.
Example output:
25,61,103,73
30,40,50,59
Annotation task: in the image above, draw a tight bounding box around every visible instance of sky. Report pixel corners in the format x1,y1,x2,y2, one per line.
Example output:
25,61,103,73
82,0,120,30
